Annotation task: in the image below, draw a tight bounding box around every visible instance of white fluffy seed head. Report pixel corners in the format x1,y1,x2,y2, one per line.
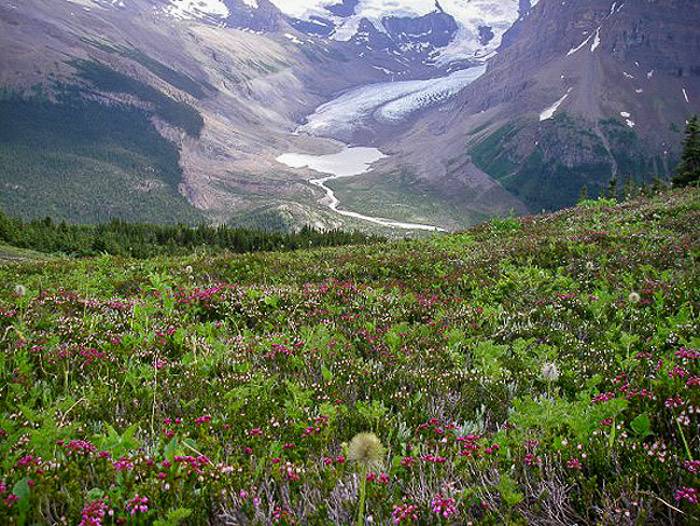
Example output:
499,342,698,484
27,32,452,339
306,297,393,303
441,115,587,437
348,432,385,471
541,362,560,382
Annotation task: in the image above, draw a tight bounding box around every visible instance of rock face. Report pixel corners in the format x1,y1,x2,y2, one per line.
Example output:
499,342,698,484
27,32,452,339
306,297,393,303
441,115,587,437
396,0,700,212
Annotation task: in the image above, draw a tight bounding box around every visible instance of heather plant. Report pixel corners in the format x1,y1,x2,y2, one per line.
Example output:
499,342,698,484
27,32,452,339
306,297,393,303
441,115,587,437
0,190,697,524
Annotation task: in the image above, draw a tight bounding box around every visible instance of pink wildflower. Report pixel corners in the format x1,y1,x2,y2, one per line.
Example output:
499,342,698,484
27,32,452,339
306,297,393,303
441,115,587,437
431,494,457,519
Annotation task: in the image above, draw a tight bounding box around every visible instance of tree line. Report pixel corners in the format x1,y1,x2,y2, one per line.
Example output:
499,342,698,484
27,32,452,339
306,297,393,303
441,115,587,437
0,213,383,259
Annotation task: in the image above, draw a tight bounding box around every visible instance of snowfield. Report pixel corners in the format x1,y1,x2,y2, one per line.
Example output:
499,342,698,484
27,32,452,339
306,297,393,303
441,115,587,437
266,0,537,63
301,65,487,137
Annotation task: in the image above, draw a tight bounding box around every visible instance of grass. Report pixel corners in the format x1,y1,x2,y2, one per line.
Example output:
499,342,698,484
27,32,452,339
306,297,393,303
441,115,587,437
0,244,48,263
328,169,489,229
0,190,698,524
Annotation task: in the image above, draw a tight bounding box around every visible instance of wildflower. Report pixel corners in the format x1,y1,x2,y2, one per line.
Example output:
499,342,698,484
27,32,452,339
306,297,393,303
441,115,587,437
431,494,458,519
392,502,420,524
664,395,684,409
349,432,385,526
126,494,149,516
676,347,700,360
628,292,641,304
683,460,700,474
400,456,415,468
184,265,193,274
524,453,542,466
674,487,698,505
113,457,134,472
65,439,97,456
592,391,616,404
541,362,560,382
567,458,582,470
348,432,385,471
79,499,110,526
13,284,26,298
194,415,212,426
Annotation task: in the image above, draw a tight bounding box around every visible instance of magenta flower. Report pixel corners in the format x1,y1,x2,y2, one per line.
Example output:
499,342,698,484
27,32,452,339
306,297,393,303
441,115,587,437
113,457,134,472
392,502,420,524
126,494,149,516
567,458,583,470
194,415,212,426
79,499,110,526
431,494,457,519
674,487,699,505
683,460,700,474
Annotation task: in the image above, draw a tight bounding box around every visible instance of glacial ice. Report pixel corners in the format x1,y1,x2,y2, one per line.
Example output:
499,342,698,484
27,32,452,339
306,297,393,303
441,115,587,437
301,65,487,137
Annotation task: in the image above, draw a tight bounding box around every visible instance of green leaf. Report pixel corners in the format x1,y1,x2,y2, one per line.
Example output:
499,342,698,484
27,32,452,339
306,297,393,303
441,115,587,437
153,508,193,526
630,413,652,438
321,364,334,383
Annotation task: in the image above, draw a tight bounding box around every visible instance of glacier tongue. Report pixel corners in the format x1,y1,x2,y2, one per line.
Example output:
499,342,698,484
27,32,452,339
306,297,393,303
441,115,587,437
301,65,487,138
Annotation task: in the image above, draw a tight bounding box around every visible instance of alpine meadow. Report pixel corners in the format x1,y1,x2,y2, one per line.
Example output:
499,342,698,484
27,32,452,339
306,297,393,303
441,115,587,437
0,1,699,525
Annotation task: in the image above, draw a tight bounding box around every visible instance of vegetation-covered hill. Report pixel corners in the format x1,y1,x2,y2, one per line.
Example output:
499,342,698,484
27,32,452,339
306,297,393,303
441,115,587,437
0,190,698,524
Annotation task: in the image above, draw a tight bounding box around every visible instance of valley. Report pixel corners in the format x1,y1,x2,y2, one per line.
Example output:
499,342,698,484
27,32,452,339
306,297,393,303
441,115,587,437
0,0,698,234
277,147,446,231
0,2,699,524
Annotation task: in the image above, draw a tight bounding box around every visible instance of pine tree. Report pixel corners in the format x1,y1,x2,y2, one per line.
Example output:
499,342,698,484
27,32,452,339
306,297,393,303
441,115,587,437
578,185,589,202
623,176,639,201
606,175,618,200
673,116,700,187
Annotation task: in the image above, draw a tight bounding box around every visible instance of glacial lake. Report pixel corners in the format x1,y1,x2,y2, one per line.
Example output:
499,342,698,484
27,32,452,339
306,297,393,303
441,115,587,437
276,147,445,232
276,147,386,177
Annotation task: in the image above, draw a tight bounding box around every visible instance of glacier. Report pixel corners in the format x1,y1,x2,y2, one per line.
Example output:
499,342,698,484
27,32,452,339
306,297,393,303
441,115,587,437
300,64,487,137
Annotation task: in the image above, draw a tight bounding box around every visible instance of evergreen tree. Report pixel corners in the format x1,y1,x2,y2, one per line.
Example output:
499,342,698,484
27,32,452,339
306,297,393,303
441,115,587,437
606,175,618,200
673,116,700,187
623,176,639,201
651,175,666,194
578,185,589,202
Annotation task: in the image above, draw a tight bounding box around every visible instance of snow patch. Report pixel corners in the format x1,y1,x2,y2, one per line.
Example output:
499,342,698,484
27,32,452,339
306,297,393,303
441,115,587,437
284,33,303,44
165,0,229,20
590,27,601,52
568,33,593,56
539,88,572,121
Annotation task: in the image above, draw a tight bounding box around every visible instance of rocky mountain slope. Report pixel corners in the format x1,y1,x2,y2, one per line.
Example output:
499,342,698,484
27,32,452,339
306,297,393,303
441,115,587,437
388,0,700,212
0,0,529,230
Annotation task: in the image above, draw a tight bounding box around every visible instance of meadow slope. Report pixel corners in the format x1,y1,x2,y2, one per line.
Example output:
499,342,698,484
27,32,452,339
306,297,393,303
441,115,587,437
0,190,698,524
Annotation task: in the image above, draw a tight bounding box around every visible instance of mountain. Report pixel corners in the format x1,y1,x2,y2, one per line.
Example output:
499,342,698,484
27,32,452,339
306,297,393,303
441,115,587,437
0,0,697,231
0,0,528,230
387,0,700,212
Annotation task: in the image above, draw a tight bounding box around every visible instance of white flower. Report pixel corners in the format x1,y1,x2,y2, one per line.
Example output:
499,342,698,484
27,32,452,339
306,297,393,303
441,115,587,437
628,292,641,303
184,265,194,275
541,362,560,382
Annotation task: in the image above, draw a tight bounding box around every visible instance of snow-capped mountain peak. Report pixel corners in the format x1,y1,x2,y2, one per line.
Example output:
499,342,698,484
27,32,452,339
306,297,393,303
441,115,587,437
264,0,535,63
